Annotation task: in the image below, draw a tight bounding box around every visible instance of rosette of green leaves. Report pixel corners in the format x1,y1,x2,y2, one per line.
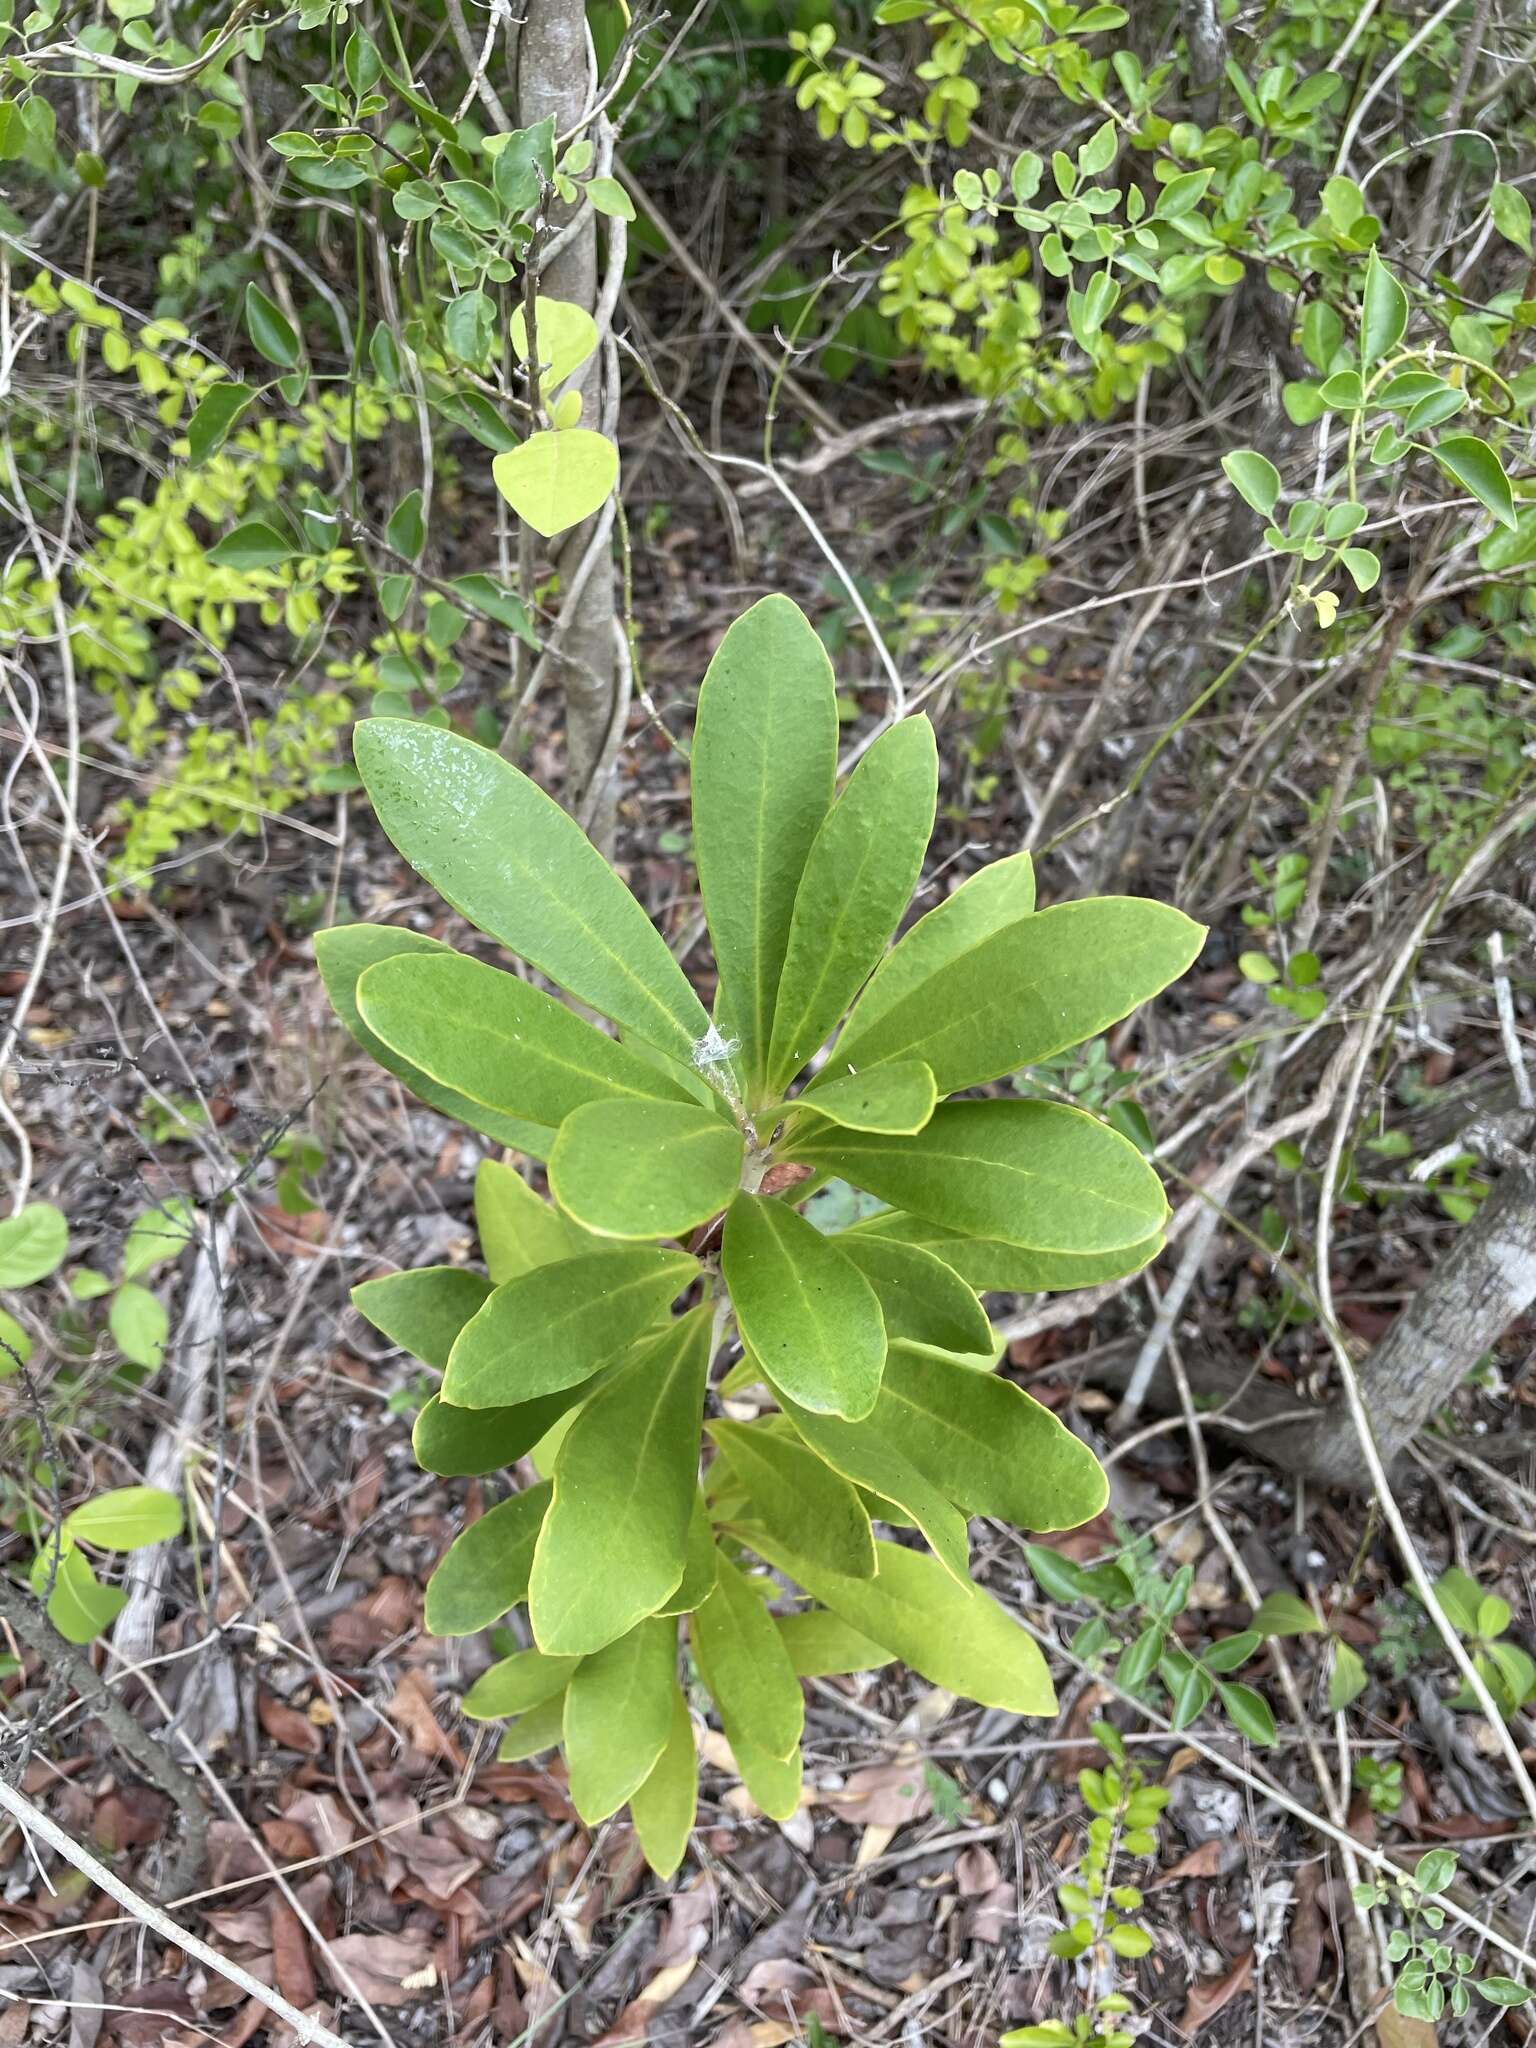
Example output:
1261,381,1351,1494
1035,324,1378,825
323,593,1204,1873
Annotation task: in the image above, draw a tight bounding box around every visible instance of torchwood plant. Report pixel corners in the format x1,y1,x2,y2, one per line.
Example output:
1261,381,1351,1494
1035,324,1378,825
320,594,1204,1874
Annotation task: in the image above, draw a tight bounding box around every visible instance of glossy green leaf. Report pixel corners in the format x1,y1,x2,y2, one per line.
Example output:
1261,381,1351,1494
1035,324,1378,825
186,380,254,465
792,1099,1168,1254
317,925,553,1156
1215,1680,1276,1745
849,852,1035,1041
789,1061,936,1135
121,1197,197,1279
1433,434,1517,529
0,1203,69,1287
655,1490,719,1615
474,1159,596,1283
496,1701,566,1762
777,1396,970,1587
351,725,712,1065
691,594,838,1091
709,1419,876,1578
1328,1640,1368,1711
1491,180,1533,257
463,1643,577,1719
529,1308,712,1654
244,282,299,367
209,519,296,570
765,717,937,1090
385,487,425,559
869,1347,1108,1530
563,1615,677,1822
38,1544,125,1644
748,1529,1057,1715
832,1236,993,1358
831,899,1205,1097
730,1730,803,1822
108,1283,167,1371
691,1552,804,1761
722,1193,885,1420
1221,449,1280,518
848,1211,1164,1293
1250,1591,1323,1637
353,1266,494,1371
492,427,617,538
413,1389,588,1476
357,951,695,1137
426,1482,552,1634
549,1099,742,1239
630,1683,696,1877
443,1248,696,1407
1360,250,1408,367
64,1485,182,1552
775,1609,894,1678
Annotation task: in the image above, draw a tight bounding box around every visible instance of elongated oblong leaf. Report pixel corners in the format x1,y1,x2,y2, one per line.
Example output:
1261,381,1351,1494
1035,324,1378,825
655,1491,719,1615
352,722,712,1065
563,1615,677,1822
831,898,1205,1096
792,1099,1167,1254
317,925,552,1156
748,1528,1057,1714
709,1419,876,1578
413,1387,589,1476
463,1644,577,1718
442,1248,697,1406
690,595,838,1091
64,1486,181,1552
731,1729,803,1823
833,1236,993,1358
872,1347,1108,1530
766,717,937,1091
630,1683,697,1878
425,1482,552,1634
1360,249,1408,368
691,1552,804,1761
722,1193,885,1419
790,1061,937,1135
529,1308,712,1654
352,1266,493,1371
549,1099,743,1239
778,1395,970,1587
775,1609,894,1678
849,1211,1164,1293
356,951,695,1131
474,1158,597,1284
848,851,1035,1041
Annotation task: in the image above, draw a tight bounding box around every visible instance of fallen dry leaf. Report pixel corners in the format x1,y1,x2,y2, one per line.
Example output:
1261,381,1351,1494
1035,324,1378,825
387,1669,466,1766
1376,2006,1437,2048
1178,1952,1254,2034
269,1896,317,2009
321,1930,435,2007
258,1691,324,1757
822,1756,933,1828
1154,1839,1227,1886
955,1845,1002,1895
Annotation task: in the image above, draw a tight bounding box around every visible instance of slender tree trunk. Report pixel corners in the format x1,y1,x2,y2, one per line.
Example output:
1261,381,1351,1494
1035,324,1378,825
1105,1160,1536,1488
516,0,620,844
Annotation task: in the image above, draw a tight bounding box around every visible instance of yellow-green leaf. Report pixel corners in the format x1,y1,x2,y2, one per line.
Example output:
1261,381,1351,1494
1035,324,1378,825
765,716,937,1092
350,729,712,1067
691,1552,804,1761
775,1395,970,1587
791,1099,1167,1254
690,595,838,1093
442,1248,697,1406
356,950,697,1131
413,1388,590,1476
492,427,618,538
510,296,598,391
749,1528,1056,1715
317,924,553,1157
722,1193,885,1419
64,1485,182,1553
832,1236,993,1358
549,1098,742,1240
474,1158,598,1284
789,1061,937,1135
425,1482,552,1634
352,1266,494,1371
776,1609,894,1678
463,1643,577,1719
709,1418,876,1578
630,1682,696,1877
563,1615,677,1822
529,1308,712,1654
847,850,1035,1041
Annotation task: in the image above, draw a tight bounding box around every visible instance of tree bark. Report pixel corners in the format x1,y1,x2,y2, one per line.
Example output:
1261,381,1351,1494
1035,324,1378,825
516,0,621,845
1102,1160,1536,1488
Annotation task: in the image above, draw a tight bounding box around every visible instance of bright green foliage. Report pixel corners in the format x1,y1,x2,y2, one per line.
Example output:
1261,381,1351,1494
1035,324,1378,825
1355,1854,1535,2021
1006,1724,1167,2048
332,593,1202,1869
